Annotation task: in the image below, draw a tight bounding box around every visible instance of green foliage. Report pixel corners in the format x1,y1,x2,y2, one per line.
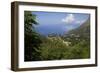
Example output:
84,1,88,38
67,40,90,59
24,11,38,33
38,37,69,60
33,36,90,60
24,11,42,61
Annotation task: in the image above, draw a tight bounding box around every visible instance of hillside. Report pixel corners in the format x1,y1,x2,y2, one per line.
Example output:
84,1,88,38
67,17,90,38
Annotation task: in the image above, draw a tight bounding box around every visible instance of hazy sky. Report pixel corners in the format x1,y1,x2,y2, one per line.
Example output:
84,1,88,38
31,11,89,36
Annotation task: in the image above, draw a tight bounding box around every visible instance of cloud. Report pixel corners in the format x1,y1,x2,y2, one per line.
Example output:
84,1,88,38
62,14,75,24
62,14,85,24
75,20,85,24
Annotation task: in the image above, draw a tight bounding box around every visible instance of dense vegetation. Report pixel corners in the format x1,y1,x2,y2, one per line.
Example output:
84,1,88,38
24,11,42,61
24,12,90,61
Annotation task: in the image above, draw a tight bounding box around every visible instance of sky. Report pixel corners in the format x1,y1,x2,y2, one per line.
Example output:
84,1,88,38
31,11,90,36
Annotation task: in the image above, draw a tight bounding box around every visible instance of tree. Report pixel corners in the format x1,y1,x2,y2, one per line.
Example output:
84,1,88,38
24,11,42,61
